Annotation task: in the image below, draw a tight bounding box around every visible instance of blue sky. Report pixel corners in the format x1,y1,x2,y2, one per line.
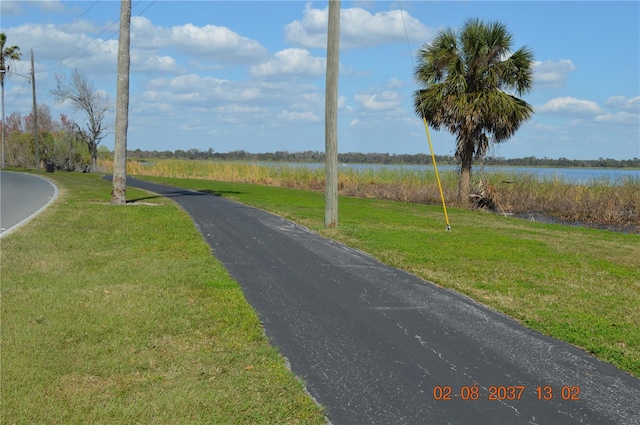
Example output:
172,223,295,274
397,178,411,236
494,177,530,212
2,0,639,160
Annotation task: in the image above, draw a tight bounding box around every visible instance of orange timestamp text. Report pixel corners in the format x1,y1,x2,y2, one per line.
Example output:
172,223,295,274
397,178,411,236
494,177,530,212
432,385,580,401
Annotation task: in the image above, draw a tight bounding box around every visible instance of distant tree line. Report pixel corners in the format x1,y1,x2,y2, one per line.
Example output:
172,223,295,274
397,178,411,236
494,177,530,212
479,156,640,168
127,148,640,169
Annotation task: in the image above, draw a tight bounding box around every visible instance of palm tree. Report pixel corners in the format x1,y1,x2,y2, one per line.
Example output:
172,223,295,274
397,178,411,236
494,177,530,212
325,0,340,228
1,32,22,169
111,0,131,204
413,18,534,202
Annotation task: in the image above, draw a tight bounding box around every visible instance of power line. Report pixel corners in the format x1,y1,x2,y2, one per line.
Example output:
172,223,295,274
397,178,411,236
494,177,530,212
37,1,156,74
31,1,99,50
5,78,31,111
45,21,122,72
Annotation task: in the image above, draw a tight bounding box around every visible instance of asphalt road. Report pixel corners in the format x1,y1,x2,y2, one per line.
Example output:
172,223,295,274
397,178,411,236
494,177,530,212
126,177,640,425
0,171,59,238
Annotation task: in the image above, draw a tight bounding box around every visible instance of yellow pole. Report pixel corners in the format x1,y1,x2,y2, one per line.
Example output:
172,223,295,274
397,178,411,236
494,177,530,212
423,117,451,231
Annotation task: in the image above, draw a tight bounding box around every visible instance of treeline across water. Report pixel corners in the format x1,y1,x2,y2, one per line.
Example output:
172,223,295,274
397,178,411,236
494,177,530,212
127,148,640,169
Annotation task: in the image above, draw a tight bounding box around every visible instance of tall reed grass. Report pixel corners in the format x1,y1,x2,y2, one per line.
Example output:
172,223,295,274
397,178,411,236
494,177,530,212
98,159,639,230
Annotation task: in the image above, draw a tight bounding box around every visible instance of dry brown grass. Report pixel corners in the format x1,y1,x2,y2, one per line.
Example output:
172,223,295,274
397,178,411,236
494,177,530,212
98,159,640,231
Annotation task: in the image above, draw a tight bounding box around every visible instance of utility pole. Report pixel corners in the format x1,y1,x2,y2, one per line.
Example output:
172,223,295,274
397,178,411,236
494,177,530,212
111,0,131,204
31,49,39,171
324,0,340,228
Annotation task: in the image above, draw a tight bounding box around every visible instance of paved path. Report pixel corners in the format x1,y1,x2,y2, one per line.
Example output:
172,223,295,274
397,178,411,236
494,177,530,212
127,177,640,425
1,171,59,238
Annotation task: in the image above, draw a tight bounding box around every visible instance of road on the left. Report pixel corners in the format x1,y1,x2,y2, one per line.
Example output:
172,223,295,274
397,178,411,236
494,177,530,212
0,171,59,238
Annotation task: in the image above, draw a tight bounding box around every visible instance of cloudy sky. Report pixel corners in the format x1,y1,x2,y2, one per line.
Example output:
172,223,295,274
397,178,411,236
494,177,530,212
2,0,639,159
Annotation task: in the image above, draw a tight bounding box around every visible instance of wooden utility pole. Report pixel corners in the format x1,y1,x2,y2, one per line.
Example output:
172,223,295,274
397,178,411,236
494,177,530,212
31,49,39,171
111,0,131,204
324,0,340,228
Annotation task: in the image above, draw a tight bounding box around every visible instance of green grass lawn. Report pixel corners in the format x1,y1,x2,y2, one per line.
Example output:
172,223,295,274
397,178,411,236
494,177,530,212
2,171,638,424
137,175,640,378
1,172,325,424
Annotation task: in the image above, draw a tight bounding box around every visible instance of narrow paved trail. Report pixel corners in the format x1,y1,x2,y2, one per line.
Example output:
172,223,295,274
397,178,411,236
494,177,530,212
128,177,640,425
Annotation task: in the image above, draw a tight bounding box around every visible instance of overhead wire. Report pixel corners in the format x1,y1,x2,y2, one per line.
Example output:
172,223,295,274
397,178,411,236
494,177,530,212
5,78,31,111
41,19,122,72
5,1,156,114
398,2,451,231
36,0,156,74
31,1,100,50
34,1,118,73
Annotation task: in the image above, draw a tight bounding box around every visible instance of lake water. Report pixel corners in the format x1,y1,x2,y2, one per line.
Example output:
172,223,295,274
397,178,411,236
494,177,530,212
255,162,640,184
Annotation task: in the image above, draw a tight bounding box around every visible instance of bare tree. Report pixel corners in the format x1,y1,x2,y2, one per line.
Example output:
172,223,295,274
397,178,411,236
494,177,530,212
111,0,131,204
51,68,111,171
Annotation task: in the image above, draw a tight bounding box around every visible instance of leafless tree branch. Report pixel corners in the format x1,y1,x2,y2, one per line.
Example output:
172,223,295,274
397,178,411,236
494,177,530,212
50,68,112,171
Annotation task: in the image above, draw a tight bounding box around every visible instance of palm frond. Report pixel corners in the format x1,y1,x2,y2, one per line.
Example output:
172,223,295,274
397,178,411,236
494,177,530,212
411,19,534,200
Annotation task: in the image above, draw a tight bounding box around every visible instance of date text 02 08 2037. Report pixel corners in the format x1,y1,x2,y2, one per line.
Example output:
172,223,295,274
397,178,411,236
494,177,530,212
432,385,581,401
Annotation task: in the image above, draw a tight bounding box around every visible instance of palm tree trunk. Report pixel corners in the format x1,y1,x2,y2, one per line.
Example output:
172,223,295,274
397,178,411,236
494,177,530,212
111,0,131,204
457,135,475,203
1,79,5,169
324,0,340,228
459,160,472,203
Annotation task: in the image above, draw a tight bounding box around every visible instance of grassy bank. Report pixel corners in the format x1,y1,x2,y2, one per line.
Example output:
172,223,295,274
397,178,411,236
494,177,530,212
3,169,638,425
1,172,325,424
101,159,640,229
135,175,640,378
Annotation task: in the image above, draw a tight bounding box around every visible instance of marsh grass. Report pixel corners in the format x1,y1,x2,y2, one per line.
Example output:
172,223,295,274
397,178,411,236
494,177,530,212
134,175,640,378
1,172,325,424
101,159,639,229
477,171,640,226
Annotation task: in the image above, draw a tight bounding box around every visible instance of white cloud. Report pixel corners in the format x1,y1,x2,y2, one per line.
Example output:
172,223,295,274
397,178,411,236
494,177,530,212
285,4,433,48
7,16,269,82
387,77,403,89
538,97,602,115
251,48,325,78
180,121,209,132
65,19,105,35
533,59,575,89
605,95,640,112
214,105,266,114
140,74,326,124
3,0,66,15
142,74,259,106
133,101,172,114
279,110,320,122
8,23,116,65
534,123,556,131
38,0,65,13
131,17,268,65
131,52,185,74
1,1,23,15
595,112,639,125
354,91,402,111
605,95,627,108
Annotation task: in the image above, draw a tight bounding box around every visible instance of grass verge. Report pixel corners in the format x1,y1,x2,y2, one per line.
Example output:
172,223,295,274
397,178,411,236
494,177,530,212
1,172,325,424
136,175,640,378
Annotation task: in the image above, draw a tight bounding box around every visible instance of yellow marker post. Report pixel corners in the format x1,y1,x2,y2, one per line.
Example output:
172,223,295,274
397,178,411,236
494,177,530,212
423,117,451,231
